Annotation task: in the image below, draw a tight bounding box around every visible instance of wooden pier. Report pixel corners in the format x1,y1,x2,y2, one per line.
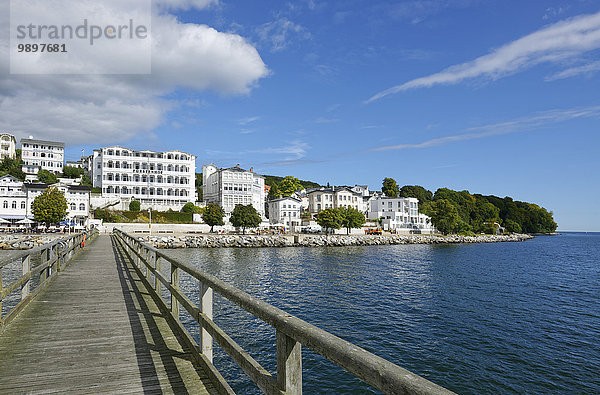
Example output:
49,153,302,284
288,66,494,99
0,230,454,394
0,234,217,393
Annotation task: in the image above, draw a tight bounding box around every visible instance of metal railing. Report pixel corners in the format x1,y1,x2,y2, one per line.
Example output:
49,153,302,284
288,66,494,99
0,229,98,332
114,229,454,395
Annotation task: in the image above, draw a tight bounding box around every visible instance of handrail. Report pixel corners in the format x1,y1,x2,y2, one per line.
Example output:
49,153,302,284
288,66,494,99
0,228,98,331
114,229,454,395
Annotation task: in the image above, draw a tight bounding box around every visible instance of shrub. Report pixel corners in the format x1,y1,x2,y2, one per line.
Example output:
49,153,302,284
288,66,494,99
129,200,141,211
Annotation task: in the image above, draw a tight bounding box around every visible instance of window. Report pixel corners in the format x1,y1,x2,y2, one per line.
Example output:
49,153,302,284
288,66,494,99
21,202,25,209
70,203,76,210
11,201,16,209
3,201,7,208
79,203,85,211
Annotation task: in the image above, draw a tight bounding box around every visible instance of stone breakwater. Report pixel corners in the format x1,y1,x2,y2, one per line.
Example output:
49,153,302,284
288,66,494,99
0,235,64,250
139,233,533,249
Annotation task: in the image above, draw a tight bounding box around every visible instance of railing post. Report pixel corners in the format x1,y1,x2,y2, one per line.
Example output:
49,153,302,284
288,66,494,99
277,330,302,394
199,282,213,362
145,249,152,281
40,247,48,281
171,263,179,320
155,255,162,295
21,254,31,300
47,245,53,278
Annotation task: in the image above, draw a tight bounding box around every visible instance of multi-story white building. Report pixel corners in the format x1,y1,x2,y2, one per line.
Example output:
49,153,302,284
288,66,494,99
0,134,17,160
0,175,28,220
89,146,196,211
202,164,265,217
20,138,65,180
307,186,364,214
367,197,433,233
268,197,301,230
0,175,90,226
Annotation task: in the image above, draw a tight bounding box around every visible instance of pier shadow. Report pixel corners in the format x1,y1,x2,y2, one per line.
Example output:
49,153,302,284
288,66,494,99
110,236,210,394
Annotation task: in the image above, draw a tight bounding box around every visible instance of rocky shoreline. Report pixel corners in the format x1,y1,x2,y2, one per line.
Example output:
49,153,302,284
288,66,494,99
139,233,534,249
0,234,64,250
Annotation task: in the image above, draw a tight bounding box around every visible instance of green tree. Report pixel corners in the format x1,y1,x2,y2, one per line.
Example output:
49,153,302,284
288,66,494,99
268,183,281,200
382,178,399,198
278,176,303,197
315,207,342,234
195,173,203,201
399,185,433,204
504,219,522,234
182,202,203,214
229,204,262,234
423,199,460,235
0,156,25,181
181,202,195,213
202,203,225,232
62,166,84,179
37,170,58,184
32,187,68,224
338,207,365,235
129,200,141,211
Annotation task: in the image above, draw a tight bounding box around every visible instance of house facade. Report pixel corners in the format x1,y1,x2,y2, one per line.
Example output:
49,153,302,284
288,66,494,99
202,164,265,217
307,187,364,214
268,197,301,229
0,134,17,160
0,175,90,226
367,197,433,232
88,146,196,211
20,138,65,180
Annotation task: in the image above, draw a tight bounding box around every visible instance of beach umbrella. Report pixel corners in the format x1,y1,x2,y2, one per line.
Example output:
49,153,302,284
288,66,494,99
16,218,34,224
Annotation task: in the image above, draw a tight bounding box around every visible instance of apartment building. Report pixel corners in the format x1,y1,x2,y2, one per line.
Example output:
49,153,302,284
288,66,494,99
367,197,433,232
202,164,265,217
89,146,196,211
0,134,17,160
0,175,90,226
268,196,301,229
307,186,364,214
20,138,65,180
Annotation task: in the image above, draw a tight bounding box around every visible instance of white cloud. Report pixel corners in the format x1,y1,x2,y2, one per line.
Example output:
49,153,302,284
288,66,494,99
155,0,218,11
0,1,269,144
237,116,260,125
371,105,600,151
367,11,600,102
256,17,310,52
546,60,600,80
314,117,340,124
249,140,309,161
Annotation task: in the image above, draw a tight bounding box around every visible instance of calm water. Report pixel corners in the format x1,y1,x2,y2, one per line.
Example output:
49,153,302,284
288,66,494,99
165,233,600,394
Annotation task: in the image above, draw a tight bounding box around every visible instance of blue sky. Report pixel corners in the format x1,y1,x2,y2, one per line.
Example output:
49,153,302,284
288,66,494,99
2,1,599,231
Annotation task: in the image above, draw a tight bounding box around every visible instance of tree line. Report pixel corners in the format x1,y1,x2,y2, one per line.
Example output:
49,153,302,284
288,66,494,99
382,178,557,235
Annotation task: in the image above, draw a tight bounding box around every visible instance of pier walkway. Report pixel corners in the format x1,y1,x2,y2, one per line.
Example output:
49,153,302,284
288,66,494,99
0,235,216,394
0,230,454,394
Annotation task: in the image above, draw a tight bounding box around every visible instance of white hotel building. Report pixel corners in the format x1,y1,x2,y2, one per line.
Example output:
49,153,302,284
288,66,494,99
202,164,265,217
307,187,365,214
268,196,301,230
367,197,434,233
0,134,17,160
20,138,65,180
0,175,90,226
90,146,196,210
